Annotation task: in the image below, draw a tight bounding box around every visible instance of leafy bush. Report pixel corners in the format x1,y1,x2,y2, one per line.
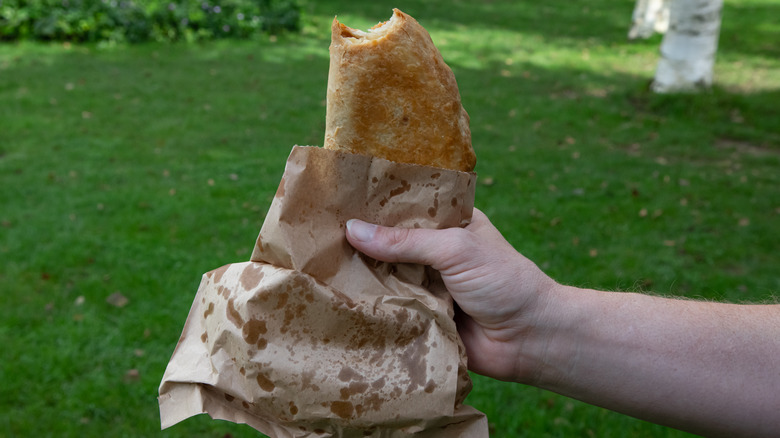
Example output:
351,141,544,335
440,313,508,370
0,0,301,43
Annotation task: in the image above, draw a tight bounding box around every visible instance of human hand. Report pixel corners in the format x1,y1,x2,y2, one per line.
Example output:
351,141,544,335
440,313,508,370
348,211,780,437
345,208,558,383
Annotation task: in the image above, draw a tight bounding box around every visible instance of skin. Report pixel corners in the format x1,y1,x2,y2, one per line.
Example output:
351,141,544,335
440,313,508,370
345,208,780,438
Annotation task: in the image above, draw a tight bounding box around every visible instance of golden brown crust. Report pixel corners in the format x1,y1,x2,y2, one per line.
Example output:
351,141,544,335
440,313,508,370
324,9,476,172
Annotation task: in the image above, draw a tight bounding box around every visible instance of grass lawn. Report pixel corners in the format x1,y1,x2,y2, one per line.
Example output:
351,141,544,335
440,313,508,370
1,0,778,436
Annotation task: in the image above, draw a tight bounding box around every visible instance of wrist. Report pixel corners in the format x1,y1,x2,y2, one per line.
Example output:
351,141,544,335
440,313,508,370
510,282,592,387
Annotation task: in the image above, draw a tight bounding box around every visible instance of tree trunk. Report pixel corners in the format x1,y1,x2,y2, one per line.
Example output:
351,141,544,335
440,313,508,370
651,0,724,93
629,0,670,40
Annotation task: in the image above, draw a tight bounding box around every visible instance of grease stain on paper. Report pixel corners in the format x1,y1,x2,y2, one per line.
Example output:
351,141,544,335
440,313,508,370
427,192,439,218
226,297,244,327
330,401,354,419
239,263,265,290
199,261,455,424
256,372,275,392
379,178,412,207
203,302,215,319
242,318,268,349
207,264,229,283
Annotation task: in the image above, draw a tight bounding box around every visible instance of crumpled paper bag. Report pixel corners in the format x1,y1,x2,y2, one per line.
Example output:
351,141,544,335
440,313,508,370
158,146,488,437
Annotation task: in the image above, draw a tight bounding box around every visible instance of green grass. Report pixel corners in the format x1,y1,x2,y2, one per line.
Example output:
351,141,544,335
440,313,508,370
1,0,778,436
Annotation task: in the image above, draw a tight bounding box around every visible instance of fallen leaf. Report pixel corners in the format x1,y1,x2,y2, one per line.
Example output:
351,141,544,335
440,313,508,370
738,217,750,227
106,291,129,308
639,208,648,217
479,176,495,186
124,369,140,383
589,249,598,257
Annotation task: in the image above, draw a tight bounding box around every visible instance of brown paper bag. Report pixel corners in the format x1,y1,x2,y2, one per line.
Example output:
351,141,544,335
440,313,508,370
158,146,488,437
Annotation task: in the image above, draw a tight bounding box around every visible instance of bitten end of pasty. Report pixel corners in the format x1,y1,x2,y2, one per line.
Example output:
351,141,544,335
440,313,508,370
324,9,476,172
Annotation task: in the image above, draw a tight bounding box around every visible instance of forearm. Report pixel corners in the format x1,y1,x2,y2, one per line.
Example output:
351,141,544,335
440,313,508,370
528,285,780,437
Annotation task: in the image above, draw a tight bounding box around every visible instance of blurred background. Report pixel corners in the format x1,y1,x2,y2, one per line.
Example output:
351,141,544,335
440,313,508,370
1,0,778,436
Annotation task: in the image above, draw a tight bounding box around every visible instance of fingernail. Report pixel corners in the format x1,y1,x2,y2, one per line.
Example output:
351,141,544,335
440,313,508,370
346,219,376,242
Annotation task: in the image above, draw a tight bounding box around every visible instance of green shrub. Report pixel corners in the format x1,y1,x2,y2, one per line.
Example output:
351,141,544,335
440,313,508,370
0,0,301,43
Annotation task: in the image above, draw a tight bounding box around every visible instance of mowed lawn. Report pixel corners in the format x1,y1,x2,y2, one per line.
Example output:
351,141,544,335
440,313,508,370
1,0,778,436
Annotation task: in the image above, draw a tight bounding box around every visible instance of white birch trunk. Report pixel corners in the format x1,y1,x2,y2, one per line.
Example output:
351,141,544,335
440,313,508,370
629,0,670,40
651,0,724,93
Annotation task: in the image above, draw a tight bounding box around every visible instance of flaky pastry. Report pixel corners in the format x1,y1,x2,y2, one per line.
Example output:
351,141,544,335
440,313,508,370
324,9,476,172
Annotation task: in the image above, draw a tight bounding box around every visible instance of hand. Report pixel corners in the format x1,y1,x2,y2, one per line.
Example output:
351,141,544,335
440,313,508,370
345,208,558,383
347,209,780,437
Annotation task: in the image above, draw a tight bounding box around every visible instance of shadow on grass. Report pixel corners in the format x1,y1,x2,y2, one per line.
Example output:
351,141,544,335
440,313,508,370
306,0,780,59
720,1,780,59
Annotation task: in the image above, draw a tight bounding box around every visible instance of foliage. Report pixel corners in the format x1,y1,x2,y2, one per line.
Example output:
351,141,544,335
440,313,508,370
0,0,302,43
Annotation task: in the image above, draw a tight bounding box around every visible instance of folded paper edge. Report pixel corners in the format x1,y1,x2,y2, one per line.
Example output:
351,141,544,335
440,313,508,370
159,383,206,429
160,381,487,437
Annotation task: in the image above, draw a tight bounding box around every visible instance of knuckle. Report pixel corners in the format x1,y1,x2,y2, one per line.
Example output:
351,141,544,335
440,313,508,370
384,227,413,250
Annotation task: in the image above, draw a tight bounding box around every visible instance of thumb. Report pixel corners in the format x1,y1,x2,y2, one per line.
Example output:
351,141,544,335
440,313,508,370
345,219,449,267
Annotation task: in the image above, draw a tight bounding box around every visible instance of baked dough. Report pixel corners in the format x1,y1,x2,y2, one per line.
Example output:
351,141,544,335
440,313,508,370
324,9,476,172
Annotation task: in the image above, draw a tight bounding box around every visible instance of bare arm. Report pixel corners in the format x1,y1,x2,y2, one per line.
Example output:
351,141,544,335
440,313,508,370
345,210,780,437
536,286,780,437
